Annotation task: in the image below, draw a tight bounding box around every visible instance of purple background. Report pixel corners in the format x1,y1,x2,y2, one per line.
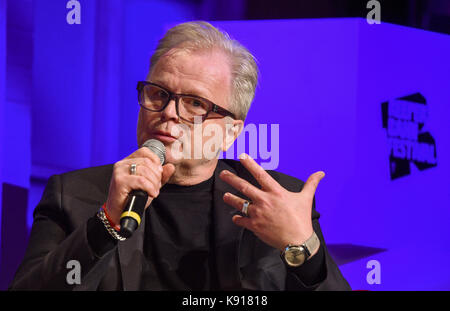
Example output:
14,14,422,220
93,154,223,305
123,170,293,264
1,0,449,290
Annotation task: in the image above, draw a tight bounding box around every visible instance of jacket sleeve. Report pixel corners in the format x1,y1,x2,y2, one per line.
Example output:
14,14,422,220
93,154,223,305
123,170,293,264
285,196,351,291
9,175,117,290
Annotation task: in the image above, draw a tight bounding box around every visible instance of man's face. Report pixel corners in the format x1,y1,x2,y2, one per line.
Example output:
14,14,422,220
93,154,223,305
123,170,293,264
137,48,241,166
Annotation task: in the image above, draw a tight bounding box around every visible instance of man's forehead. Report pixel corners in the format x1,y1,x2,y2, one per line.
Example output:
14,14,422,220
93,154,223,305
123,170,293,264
149,48,231,99
156,49,227,76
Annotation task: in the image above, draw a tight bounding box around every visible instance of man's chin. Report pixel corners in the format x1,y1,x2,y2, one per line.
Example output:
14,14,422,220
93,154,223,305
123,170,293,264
164,149,218,167
163,146,187,165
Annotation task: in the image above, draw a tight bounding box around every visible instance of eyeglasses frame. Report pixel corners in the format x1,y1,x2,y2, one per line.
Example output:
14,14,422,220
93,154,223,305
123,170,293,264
136,81,237,123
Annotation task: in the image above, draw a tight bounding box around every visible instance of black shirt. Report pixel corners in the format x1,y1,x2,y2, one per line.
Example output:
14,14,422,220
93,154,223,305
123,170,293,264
139,174,219,290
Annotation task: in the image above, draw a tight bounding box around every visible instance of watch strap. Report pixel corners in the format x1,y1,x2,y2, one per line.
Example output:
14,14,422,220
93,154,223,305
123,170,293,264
303,231,320,260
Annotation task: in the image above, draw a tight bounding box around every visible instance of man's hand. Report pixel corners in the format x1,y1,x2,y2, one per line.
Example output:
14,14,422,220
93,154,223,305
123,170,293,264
219,153,325,251
105,147,175,226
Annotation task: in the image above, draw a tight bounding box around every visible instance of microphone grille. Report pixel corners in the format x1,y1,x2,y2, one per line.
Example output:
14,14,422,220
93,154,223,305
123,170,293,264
142,139,166,165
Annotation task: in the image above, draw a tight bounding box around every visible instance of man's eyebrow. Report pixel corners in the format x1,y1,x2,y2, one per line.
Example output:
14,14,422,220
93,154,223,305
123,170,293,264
184,88,210,98
152,80,212,99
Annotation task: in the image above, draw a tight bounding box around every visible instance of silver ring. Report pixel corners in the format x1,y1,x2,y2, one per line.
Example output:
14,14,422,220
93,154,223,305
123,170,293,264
130,163,137,175
242,200,251,217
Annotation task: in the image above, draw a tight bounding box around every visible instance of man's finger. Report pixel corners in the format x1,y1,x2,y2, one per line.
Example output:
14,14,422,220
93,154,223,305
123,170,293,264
231,214,254,231
219,170,263,202
238,153,280,191
301,171,325,198
128,147,162,166
223,192,252,215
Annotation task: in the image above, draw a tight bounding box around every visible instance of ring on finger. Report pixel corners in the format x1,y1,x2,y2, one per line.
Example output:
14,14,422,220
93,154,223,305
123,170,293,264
130,163,137,175
242,200,251,217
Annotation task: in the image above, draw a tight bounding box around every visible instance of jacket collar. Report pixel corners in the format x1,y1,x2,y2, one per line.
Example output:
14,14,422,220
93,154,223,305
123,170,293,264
117,159,245,290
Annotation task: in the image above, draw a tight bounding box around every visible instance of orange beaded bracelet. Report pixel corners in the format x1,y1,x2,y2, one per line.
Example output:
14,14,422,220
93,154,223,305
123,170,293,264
101,203,121,232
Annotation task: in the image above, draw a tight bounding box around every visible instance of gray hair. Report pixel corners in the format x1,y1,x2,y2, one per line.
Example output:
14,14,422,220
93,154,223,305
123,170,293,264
148,21,258,121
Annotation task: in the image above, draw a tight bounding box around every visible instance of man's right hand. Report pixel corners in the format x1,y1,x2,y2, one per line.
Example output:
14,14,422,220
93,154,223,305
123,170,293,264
105,147,175,226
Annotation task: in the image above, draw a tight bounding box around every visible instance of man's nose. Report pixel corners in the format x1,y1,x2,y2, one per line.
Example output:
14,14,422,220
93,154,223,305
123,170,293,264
160,98,179,122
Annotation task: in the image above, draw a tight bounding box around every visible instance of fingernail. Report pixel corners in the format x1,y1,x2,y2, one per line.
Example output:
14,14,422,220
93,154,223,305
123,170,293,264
158,166,163,172
239,153,247,160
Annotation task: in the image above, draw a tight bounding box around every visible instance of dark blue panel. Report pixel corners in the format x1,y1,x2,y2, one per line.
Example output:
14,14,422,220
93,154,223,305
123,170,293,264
0,183,29,290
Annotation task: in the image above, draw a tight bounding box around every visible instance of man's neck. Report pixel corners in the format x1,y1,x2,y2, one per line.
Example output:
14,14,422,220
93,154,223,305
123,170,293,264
168,158,218,186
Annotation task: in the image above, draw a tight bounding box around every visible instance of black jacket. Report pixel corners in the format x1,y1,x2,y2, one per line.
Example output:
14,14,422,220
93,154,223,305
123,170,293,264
10,159,350,290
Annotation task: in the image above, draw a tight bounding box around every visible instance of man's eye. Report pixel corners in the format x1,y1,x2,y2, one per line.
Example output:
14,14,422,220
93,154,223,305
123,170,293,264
157,90,168,99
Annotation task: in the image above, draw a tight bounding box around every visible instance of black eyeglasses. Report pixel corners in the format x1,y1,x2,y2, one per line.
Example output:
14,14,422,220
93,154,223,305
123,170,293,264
137,81,236,123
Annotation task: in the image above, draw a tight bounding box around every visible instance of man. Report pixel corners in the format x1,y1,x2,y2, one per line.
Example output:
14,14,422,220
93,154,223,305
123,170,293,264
10,21,350,290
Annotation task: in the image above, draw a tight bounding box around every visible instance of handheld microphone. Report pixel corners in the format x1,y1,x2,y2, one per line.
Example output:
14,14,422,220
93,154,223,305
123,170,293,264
119,139,166,238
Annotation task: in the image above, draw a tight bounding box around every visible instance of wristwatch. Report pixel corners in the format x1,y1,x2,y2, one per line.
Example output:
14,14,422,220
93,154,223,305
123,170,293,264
281,231,320,267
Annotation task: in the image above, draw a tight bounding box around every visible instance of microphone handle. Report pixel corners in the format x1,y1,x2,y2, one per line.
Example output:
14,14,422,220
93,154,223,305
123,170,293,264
119,189,148,238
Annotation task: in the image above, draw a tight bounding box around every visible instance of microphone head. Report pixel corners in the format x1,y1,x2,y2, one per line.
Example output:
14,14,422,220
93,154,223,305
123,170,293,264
142,139,166,165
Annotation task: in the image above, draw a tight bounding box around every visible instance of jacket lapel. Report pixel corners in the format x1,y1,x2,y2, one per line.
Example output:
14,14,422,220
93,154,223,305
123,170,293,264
212,160,245,290
118,212,147,291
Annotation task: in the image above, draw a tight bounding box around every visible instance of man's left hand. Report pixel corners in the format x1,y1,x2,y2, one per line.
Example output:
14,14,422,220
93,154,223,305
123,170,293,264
219,153,325,252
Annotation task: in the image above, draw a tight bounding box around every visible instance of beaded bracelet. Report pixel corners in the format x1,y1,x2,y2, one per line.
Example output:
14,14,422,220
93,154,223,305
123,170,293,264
101,203,121,232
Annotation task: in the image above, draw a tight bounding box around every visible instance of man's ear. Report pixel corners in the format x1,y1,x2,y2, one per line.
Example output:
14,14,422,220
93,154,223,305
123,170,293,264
223,119,244,151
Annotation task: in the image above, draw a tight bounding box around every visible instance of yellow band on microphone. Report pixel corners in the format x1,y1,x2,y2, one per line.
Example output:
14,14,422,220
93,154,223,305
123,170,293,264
120,211,141,226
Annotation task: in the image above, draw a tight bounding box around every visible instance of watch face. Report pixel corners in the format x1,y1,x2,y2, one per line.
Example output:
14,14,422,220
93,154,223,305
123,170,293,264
285,246,306,266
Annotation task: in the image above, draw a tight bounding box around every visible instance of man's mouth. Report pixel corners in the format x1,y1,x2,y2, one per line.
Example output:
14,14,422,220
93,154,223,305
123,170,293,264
150,130,178,143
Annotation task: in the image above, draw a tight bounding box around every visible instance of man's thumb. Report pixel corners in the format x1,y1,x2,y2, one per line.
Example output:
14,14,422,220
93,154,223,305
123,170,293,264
302,171,325,198
161,163,175,185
